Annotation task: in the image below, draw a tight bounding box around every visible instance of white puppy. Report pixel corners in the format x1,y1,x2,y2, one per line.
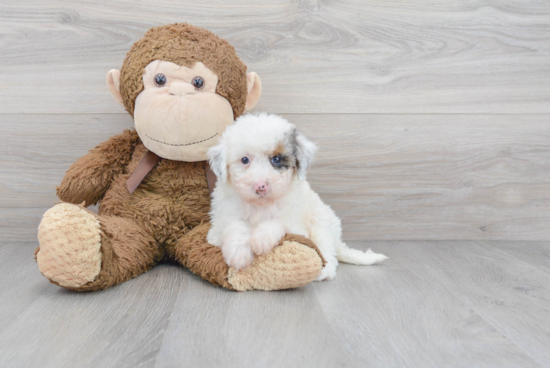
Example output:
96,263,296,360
207,113,387,280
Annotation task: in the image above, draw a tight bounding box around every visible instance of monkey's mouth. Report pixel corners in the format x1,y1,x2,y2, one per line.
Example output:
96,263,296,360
145,133,218,147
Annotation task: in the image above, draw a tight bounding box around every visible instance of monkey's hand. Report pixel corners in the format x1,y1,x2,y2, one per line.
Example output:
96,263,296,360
57,129,139,206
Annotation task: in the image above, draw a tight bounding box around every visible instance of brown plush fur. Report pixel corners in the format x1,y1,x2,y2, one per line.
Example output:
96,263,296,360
227,238,325,291
54,130,212,290
119,23,248,119
279,234,326,266
57,130,139,206
36,24,324,291
47,131,325,291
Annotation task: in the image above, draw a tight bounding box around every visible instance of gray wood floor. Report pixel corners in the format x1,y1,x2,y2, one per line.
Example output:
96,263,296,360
1,240,549,368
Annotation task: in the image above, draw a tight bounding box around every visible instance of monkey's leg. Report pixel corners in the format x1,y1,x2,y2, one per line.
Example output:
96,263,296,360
36,203,159,291
168,223,325,291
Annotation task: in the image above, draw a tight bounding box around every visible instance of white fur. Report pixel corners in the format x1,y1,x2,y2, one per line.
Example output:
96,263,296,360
207,113,387,280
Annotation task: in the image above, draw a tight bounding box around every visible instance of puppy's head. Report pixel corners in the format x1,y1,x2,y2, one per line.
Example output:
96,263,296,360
208,113,317,206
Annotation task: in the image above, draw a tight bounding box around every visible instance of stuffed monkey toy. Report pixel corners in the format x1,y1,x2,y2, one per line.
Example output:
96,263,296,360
35,23,325,292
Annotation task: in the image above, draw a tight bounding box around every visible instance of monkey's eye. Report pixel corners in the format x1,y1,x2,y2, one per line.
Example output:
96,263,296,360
241,157,250,165
270,156,282,166
154,73,167,87
192,76,204,90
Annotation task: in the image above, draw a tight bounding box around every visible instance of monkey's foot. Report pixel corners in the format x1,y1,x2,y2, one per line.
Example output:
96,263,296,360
36,203,102,288
227,234,325,291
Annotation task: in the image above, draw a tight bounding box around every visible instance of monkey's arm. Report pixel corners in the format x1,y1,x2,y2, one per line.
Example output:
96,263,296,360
57,129,139,206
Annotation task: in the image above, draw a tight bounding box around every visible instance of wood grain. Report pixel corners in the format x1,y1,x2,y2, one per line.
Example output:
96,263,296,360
0,259,184,368
299,114,550,240
384,240,550,367
313,242,540,367
485,241,550,275
2,113,549,241
2,240,549,367
154,274,354,367
2,1,550,366
0,0,549,114
0,242,50,332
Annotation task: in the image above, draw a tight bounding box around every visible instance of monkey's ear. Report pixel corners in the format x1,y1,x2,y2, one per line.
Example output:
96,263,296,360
295,130,317,181
106,69,124,106
244,72,262,112
207,141,228,183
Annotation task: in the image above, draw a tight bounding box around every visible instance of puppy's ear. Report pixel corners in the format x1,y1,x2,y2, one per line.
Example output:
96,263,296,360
294,130,317,181
207,141,228,183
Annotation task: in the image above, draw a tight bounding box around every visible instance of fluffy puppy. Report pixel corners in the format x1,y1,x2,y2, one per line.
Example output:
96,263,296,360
207,113,387,280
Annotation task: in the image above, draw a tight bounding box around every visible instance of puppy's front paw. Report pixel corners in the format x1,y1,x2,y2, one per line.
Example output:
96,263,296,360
222,237,254,270
250,224,285,256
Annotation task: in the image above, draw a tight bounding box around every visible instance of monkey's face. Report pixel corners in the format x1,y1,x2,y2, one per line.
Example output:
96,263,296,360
133,60,234,161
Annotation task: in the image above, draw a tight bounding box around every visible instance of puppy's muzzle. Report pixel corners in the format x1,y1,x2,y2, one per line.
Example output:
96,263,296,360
254,181,269,196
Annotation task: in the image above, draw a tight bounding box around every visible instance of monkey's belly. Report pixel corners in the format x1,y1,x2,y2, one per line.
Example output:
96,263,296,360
98,161,211,241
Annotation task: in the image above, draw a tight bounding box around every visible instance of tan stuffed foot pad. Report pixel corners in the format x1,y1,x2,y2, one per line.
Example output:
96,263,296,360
37,203,102,288
227,240,324,291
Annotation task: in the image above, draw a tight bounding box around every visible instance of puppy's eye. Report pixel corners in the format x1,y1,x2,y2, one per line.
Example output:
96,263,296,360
192,76,204,90
270,156,282,166
241,157,250,165
154,73,167,87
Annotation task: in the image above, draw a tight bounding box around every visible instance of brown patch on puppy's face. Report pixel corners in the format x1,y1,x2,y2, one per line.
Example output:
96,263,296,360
270,134,298,172
228,130,300,206
208,113,317,205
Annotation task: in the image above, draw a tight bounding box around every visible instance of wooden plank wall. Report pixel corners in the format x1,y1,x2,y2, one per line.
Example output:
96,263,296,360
1,0,549,241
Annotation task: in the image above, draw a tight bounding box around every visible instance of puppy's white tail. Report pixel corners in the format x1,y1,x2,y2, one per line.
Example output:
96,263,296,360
336,243,388,265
